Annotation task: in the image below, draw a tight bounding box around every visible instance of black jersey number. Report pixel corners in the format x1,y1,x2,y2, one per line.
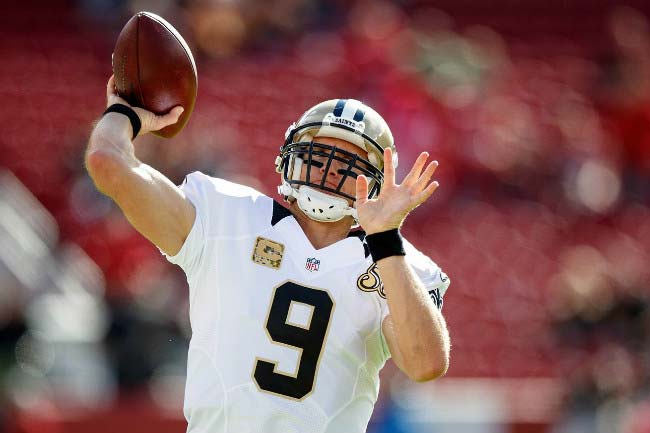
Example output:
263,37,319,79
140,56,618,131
253,281,334,400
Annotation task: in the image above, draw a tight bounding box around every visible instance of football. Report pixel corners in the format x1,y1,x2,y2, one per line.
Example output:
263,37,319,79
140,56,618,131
112,11,197,138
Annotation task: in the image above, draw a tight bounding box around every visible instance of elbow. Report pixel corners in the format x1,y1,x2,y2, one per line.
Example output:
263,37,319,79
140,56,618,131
85,149,129,195
405,350,449,383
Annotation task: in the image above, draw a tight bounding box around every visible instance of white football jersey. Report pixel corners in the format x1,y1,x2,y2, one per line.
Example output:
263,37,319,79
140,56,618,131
164,172,450,433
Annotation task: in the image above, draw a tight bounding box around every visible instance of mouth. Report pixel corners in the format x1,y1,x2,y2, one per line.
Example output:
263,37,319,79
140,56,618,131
312,179,341,190
324,181,341,190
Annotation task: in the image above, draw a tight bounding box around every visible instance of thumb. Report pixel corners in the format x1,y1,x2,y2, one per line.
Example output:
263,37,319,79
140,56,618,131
139,106,184,134
161,106,184,126
356,175,369,206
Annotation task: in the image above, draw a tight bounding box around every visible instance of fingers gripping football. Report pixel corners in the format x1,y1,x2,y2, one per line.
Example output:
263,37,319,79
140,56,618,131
106,75,184,138
355,147,439,235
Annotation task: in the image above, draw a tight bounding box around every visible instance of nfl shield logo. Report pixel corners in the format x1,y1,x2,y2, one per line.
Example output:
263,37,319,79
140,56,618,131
305,257,320,272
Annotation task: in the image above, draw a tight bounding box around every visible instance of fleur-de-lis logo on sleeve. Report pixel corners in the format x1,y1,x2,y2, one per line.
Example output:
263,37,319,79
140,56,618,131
357,263,386,298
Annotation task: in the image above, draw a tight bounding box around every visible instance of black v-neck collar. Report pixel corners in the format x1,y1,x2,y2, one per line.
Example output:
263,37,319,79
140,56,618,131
271,200,369,258
271,200,293,226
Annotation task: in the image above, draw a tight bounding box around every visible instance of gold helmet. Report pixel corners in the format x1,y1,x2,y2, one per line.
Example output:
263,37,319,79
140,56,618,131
276,99,397,222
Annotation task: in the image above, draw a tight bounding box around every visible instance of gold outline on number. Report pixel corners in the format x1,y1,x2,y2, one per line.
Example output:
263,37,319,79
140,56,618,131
252,279,336,402
286,301,315,330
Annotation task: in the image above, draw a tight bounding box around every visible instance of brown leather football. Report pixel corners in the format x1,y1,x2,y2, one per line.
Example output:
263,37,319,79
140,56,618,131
112,12,197,138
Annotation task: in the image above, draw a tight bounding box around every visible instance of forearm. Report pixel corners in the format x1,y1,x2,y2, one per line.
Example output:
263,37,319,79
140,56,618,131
86,113,137,166
379,256,450,379
85,110,150,201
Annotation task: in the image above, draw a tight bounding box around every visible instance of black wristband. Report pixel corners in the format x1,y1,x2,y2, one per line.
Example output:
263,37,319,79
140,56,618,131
103,104,141,140
365,228,406,262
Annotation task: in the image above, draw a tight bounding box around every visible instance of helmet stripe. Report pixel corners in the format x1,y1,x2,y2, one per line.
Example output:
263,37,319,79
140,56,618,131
353,108,365,121
341,99,361,120
333,99,346,117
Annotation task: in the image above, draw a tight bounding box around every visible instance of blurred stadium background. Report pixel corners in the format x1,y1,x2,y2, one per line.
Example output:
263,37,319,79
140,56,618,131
1,0,650,432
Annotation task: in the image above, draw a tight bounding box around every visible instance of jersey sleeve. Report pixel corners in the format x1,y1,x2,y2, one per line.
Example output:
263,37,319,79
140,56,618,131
403,238,450,310
162,172,209,279
163,171,267,281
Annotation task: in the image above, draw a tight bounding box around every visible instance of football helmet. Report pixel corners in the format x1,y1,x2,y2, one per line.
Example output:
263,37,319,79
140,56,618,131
276,99,397,222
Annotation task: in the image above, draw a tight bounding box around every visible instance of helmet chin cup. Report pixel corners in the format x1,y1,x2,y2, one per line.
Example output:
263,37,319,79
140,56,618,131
296,186,356,223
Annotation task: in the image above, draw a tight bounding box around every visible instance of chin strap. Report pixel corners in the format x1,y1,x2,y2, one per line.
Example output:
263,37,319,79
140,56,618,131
278,184,358,222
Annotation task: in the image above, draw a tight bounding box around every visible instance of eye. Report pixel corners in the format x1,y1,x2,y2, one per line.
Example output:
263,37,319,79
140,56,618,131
304,159,324,168
337,169,357,178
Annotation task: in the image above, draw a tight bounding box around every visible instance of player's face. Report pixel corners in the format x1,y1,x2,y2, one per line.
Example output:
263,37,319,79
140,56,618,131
300,137,369,202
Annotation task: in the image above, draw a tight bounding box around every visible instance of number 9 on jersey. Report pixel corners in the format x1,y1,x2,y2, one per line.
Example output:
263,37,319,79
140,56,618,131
253,281,334,400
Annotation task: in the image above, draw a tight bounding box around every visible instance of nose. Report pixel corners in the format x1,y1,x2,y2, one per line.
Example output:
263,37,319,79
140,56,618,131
316,159,345,189
319,159,342,178
320,163,338,177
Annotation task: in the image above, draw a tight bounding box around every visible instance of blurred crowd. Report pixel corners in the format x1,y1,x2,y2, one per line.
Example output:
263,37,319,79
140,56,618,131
1,0,650,432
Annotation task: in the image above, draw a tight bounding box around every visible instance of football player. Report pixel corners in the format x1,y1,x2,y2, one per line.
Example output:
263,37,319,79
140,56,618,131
85,76,451,433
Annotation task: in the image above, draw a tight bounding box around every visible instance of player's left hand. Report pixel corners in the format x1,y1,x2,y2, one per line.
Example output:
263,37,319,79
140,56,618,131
355,148,439,235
